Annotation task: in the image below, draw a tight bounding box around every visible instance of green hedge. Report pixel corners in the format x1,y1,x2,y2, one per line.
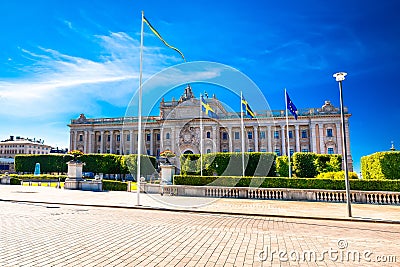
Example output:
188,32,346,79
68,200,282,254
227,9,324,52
180,152,276,177
292,153,342,178
276,156,289,177
173,175,400,191
14,154,157,176
9,174,67,181
361,152,400,180
316,171,358,180
102,180,128,191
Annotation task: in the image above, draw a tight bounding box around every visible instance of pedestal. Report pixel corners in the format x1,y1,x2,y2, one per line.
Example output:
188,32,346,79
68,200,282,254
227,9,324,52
160,164,175,184
64,161,84,190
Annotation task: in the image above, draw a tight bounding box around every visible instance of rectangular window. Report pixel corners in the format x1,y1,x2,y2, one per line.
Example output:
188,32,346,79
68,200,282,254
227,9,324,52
274,149,281,156
301,130,307,138
98,135,101,142
166,133,170,139
222,132,228,140
260,131,266,139
156,133,160,141
116,149,120,155
302,148,309,153
274,131,279,139
107,135,111,142
248,148,253,152
327,129,333,137
248,131,253,139
146,134,151,141
260,148,267,152
234,149,241,152
234,132,240,139
289,131,293,139
126,150,130,154
222,148,229,152
106,149,110,153
97,149,100,153
206,132,211,138
328,147,334,154
116,135,120,142
147,149,151,155
79,135,83,142
206,149,211,154
127,134,130,142
289,148,294,156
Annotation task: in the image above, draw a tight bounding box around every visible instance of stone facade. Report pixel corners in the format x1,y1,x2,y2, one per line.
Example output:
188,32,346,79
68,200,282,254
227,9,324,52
0,136,52,158
68,86,353,171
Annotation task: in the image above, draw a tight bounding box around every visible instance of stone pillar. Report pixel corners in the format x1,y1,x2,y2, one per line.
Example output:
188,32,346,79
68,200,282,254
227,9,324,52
130,129,134,154
267,125,272,152
228,127,233,152
70,130,74,152
254,126,258,152
110,130,114,154
160,127,164,152
88,131,92,154
73,131,77,151
120,130,125,155
310,123,317,153
295,125,300,152
100,131,104,153
319,124,325,154
335,122,342,155
171,128,175,153
150,129,154,156
84,131,88,153
281,125,286,155
212,126,217,152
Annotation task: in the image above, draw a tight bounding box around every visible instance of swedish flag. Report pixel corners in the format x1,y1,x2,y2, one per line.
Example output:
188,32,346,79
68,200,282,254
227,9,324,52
201,96,218,118
143,16,186,62
241,95,255,118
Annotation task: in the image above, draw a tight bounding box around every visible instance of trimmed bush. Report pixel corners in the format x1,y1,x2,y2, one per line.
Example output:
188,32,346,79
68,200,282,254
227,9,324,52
102,180,128,191
292,152,318,178
15,154,72,173
9,174,67,181
315,154,342,173
173,175,400,191
316,171,358,180
123,155,157,177
361,152,400,180
276,156,289,177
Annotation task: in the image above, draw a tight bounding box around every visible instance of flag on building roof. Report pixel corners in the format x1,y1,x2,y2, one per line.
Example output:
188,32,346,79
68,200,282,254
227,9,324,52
143,16,186,62
286,91,298,120
241,95,255,118
201,96,218,118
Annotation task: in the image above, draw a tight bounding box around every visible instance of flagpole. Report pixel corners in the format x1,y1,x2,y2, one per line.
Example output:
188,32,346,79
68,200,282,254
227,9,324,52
285,89,292,178
136,11,144,206
200,94,203,176
240,91,245,177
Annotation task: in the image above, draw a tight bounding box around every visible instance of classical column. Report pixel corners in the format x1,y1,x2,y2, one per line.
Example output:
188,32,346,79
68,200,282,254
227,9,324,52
100,131,104,153
171,127,175,153
319,124,325,154
281,125,286,155
130,129,134,154
228,126,233,152
310,123,317,153
120,130,125,155
267,125,272,152
110,130,114,154
295,124,300,152
88,131,92,154
70,130,74,151
335,122,342,155
212,126,217,152
73,131,77,151
160,127,164,152
253,126,259,152
150,129,154,156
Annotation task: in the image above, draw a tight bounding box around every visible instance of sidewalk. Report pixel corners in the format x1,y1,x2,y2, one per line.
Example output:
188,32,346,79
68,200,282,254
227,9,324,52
1,184,399,223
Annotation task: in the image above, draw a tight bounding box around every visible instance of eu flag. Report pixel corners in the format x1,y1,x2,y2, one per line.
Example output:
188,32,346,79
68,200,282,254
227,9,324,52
201,96,218,118
286,91,298,120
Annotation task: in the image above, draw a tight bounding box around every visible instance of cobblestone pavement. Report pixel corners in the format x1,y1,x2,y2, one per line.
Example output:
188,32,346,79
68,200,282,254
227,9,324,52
1,200,399,267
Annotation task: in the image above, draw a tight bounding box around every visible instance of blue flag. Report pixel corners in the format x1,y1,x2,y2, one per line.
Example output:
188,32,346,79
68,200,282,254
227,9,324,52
201,96,218,118
286,91,298,120
241,95,255,118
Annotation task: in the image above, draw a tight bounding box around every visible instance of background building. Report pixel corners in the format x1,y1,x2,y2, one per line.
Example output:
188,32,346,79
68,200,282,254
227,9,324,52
0,136,52,158
68,86,353,171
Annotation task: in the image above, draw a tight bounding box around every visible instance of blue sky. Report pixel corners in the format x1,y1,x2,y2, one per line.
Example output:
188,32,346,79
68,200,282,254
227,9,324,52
1,0,399,173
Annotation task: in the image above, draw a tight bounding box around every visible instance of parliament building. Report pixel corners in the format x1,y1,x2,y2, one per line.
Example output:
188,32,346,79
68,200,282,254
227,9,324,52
68,85,353,171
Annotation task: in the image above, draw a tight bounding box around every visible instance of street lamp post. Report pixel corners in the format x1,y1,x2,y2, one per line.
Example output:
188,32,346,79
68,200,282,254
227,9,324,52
333,72,352,217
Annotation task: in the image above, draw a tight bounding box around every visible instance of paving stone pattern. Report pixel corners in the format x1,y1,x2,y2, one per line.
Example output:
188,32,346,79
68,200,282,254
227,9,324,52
0,201,399,267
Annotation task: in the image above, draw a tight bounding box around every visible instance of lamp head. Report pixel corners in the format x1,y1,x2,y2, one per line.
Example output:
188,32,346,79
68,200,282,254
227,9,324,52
333,72,347,82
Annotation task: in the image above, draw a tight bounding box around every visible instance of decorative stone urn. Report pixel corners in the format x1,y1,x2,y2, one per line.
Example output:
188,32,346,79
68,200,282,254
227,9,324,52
64,160,84,190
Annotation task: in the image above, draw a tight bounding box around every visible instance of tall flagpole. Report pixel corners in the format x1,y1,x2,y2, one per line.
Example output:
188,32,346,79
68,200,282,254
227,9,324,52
136,11,144,206
200,94,203,176
240,91,245,177
285,89,292,178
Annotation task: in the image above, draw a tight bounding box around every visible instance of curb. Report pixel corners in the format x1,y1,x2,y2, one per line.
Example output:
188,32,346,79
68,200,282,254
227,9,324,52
1,198,400,225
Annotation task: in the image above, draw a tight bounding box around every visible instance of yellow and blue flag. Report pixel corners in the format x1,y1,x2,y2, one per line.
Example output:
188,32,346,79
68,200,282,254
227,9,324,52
241,95,255,118
143,16,186,62
201,96,218,118
286,91,298,120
